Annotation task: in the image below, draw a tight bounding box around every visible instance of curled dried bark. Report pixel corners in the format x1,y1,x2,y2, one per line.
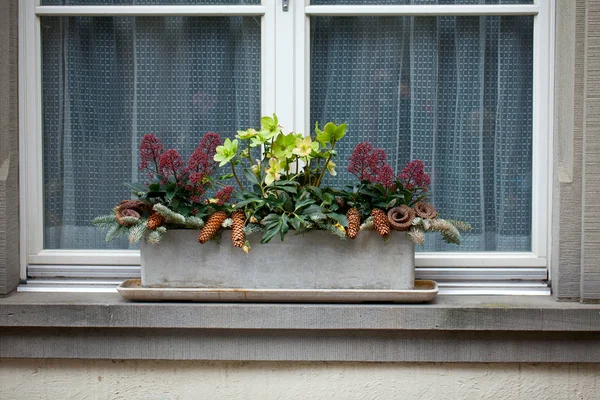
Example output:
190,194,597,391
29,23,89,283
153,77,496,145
116,208,141,226
414,202,437,219
387,205,415,231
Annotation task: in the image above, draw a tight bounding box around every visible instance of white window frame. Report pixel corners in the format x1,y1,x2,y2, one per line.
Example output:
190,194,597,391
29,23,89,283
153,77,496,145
18,0,555,290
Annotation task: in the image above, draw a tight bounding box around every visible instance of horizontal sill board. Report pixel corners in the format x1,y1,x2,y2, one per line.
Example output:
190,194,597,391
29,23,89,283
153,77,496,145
35,5,266,16
27,265,548,281
1,292,592,332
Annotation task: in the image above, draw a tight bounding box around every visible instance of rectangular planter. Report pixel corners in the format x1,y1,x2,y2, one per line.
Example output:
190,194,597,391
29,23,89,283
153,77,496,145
141,230,415,290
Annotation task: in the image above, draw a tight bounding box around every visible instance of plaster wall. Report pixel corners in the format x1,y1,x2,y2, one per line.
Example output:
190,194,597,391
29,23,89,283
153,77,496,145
0,360,599,400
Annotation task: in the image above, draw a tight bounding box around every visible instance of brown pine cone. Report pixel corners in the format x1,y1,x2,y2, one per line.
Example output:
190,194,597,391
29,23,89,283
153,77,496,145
147,213,166,230
198,211,228,244
371,208,390,237
231,210,246,248
387,205,415,231
414,202,438,219
346,208,361,240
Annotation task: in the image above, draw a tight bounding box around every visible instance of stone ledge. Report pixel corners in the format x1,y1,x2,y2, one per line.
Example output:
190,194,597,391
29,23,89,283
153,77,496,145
1,292,599,331
2,293,600,362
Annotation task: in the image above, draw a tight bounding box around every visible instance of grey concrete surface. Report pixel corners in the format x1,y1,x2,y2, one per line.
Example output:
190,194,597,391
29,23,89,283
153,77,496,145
142,230,415,290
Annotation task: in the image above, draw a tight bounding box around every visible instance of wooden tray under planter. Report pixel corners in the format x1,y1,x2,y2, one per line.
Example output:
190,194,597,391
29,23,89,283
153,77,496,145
117,279,439,303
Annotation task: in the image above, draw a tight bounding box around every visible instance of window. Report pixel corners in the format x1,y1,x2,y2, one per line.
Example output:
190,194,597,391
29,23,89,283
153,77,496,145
19,0,553,294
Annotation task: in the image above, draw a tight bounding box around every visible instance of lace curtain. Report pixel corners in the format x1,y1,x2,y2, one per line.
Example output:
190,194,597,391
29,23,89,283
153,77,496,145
42,16,261,249
42,11,533,252
311,15,533,252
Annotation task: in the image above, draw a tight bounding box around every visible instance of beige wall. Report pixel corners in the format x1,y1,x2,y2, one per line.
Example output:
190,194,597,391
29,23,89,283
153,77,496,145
1,360,599,400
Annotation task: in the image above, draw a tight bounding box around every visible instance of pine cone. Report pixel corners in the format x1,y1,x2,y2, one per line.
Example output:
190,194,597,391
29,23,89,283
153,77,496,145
387,205,415,231
198,211,227,244
231,210,246,248
371,208,390,237
415,202,438,219
346,208,361,239
147,213,166,230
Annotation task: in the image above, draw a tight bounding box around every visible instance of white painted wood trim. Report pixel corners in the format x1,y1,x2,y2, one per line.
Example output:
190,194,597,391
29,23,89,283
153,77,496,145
27,248,547,268
29,250,141,266
19,0,43,281
530,0,554,260
262,0,276,117
305,4,539,17
35,5,266,16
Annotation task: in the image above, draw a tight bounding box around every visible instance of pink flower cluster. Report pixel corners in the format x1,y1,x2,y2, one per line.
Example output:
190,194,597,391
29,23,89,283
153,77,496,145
347,142,394,188
215,185,234,206
139,133,165,172
398,159,431,191
138,132,223,203
159,149,185,181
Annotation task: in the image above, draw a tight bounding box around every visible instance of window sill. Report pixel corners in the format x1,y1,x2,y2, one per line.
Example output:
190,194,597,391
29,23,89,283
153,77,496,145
1,293,599,362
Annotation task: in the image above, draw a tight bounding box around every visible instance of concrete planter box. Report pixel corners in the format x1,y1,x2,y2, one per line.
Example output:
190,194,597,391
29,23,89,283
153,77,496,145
141,230,415,290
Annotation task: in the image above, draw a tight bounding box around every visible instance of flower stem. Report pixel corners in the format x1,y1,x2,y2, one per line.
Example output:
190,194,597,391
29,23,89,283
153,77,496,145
315,141,336,187
231,163,245,191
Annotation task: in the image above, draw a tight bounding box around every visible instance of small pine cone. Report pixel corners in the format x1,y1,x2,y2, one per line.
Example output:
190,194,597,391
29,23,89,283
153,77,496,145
147,213,166,230
387,205,416,231
231,210,246,248
415,202,438,219
198,211,228,244
346,208,361,239
371,208,391,237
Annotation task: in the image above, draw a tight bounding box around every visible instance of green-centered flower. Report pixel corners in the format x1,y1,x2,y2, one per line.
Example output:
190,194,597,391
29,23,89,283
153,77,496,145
213,138,238,167
264,158,283,185
236,128,258,140
250,163,260,176
293,136,319,158
272,133,297,160
326,160,337,176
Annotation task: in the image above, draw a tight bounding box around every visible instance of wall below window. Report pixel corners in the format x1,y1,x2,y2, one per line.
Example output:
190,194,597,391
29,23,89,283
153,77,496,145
1,360,599,399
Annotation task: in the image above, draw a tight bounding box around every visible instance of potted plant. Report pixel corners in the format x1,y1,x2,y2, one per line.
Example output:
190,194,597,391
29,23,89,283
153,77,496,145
93,115,470,292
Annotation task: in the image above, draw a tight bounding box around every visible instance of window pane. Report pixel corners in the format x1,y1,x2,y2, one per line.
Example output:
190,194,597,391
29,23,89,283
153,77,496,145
311,16,533,252
42,0,260,4
42,16,261,249
311,1,531,4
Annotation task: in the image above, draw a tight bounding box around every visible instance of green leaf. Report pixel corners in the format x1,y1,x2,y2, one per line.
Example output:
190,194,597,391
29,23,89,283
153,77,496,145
333,123,347,141
234,198,265,209
261,115,275,130
328,213,349,227
219,173,234,181
289,215,306,230
294,198,315,211
307,186,323,200
280,214,289,241
177,204,190,216
243,168,260,186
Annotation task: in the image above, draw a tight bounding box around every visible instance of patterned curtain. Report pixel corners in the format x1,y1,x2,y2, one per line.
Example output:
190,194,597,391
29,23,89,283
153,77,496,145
311,15,533,252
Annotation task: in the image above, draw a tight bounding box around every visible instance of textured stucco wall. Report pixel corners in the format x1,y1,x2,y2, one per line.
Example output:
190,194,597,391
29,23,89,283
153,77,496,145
1,360,599,400
0,0,19,296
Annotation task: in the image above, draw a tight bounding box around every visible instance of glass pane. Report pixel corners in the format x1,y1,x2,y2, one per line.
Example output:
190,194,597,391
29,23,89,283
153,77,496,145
311,0,531,4
42,16,261,249
43,0,260,4
311,16,533,252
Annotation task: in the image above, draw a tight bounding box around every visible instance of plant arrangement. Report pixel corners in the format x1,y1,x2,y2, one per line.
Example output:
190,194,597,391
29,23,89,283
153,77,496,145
93,114,470,252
